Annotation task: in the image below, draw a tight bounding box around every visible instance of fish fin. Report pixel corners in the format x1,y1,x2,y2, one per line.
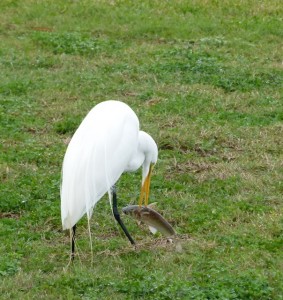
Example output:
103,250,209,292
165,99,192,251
148,226,158,234
147,202,157,209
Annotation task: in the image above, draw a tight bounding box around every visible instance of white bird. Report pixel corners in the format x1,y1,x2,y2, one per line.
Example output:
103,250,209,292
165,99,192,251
60,100,158,259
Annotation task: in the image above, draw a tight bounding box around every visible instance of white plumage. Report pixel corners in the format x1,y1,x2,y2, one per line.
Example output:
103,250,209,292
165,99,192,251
60,100,158,231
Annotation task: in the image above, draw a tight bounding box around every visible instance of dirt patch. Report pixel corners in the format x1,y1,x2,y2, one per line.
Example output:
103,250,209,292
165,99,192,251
0,212,20,219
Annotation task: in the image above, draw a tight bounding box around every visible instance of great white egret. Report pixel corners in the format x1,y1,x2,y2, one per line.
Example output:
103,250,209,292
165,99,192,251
60,100,158,259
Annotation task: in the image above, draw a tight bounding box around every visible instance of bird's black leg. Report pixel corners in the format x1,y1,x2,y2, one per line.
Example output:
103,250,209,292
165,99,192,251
112,186,135,245
71,224,76,261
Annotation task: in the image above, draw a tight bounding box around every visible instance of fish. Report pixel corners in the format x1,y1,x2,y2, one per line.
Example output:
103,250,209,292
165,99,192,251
122,204,176,237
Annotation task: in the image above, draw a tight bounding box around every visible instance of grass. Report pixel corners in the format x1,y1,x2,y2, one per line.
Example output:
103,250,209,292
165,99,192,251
0,0,282,299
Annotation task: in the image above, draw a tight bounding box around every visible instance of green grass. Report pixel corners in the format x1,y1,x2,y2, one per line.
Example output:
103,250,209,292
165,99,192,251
1,0,283,299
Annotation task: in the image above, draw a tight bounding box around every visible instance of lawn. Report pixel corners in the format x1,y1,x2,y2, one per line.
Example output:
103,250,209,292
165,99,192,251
0,0,282,299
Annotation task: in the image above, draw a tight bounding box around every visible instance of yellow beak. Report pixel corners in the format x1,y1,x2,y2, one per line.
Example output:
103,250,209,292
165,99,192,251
139,164,154,207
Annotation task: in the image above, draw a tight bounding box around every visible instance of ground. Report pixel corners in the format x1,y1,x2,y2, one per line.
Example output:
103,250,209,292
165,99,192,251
0,1,282,299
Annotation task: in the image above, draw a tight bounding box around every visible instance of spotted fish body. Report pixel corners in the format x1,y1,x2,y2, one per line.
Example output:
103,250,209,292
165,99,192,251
122,205,176,237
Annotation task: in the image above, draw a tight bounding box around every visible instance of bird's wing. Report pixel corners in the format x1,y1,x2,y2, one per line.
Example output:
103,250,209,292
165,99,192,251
61,101,139,229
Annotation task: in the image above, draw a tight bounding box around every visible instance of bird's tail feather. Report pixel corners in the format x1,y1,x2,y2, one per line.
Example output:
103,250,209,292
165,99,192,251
87,217,93,266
